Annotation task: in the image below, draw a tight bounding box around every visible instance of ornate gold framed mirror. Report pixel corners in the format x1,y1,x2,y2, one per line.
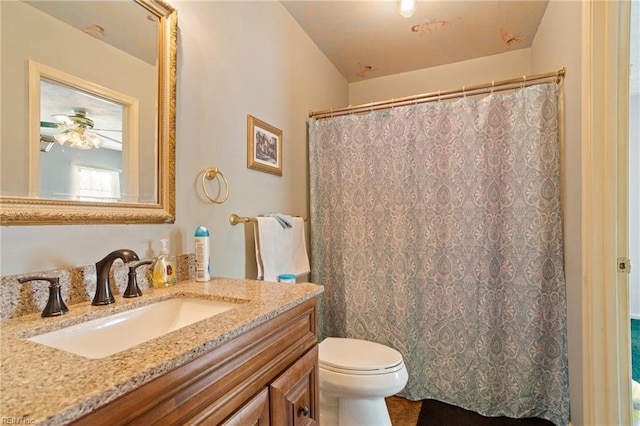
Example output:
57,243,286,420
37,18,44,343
0,0,176,225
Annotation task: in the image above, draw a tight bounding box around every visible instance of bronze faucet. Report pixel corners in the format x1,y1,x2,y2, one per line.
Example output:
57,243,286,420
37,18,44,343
93,249,140,305
17,276,69,317
124,260,153,298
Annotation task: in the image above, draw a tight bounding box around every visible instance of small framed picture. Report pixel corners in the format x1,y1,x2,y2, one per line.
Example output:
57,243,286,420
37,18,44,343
247,115,282,176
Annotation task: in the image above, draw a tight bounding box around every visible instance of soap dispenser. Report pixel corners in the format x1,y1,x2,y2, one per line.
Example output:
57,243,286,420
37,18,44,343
17,276,69,317
152,239,177,288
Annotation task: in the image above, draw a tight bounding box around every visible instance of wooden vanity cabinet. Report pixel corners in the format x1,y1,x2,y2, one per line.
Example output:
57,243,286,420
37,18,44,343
269,346,318,426
72,298,318,426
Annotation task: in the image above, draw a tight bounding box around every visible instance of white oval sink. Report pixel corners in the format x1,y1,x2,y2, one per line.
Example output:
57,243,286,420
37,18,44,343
27,297,239,359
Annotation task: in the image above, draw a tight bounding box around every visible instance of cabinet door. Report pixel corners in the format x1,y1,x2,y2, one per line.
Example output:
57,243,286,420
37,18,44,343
270,346,318,426
221,388,270,426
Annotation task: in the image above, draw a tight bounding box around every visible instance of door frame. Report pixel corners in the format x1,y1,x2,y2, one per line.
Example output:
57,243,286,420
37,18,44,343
581,0,631,424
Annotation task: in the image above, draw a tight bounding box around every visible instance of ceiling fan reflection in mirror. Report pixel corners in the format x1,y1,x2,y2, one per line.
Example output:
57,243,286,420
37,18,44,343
40,109,122,151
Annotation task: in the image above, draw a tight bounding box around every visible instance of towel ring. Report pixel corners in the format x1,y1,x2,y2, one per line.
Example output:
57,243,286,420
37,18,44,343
202,167,229,204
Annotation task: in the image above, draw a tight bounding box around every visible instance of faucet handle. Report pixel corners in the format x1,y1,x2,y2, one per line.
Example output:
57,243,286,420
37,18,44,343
124,260,153,298
18,276,69,317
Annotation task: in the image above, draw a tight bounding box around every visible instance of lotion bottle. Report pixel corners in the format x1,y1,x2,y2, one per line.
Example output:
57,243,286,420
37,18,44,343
195,226,211,282
152,239,177,288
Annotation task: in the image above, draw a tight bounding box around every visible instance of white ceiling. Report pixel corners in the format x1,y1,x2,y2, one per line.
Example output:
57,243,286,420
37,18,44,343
281,0,549,83
24,0,158,65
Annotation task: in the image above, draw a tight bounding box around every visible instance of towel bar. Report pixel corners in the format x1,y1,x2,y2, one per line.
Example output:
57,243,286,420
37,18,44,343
229,214,307,226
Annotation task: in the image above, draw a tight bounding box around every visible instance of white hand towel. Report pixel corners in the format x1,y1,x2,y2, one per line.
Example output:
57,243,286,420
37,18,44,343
254,216,310,282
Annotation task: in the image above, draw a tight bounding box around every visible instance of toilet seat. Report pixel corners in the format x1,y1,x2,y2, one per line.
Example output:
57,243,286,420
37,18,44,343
319,337,405,376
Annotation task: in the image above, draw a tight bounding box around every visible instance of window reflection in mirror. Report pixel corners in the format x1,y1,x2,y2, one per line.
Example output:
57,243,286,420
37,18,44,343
39,79,126,202
27,61,153,204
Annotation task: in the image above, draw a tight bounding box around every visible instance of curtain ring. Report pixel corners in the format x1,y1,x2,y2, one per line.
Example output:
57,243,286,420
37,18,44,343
202,167,229,204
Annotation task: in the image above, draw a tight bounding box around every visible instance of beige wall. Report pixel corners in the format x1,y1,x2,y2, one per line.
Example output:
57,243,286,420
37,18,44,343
531,1,583,424
0,1,347,277
349,48,531,105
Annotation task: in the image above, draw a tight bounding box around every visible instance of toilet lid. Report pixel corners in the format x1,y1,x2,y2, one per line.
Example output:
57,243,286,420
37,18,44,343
319,337,404,373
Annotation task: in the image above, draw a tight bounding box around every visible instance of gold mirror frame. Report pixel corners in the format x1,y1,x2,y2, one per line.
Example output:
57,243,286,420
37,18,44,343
0,0,176,226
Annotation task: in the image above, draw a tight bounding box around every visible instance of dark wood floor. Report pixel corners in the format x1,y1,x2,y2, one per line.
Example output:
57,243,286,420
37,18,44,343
386,396,422,425
392,398,556,426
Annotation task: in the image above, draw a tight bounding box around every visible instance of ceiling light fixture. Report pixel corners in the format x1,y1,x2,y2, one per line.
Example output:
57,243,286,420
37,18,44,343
398,0,416,18
52,110,104,150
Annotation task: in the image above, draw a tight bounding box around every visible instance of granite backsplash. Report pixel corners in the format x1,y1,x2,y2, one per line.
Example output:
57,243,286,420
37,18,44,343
0,254,195,320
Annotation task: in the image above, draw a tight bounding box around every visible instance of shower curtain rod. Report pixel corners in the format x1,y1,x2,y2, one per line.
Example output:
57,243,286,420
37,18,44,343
308,68,566,120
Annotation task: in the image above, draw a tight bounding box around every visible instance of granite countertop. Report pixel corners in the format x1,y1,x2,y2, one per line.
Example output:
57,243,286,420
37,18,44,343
0,278,323,425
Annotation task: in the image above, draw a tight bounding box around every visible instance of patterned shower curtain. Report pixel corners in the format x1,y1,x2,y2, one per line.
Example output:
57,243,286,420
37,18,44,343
308,83,569,426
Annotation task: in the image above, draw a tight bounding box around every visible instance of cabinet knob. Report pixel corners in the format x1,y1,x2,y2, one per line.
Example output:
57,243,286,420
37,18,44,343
299,405,310,416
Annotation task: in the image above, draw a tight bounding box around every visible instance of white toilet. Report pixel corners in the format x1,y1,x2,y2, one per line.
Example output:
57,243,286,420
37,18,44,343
318,337,409,426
